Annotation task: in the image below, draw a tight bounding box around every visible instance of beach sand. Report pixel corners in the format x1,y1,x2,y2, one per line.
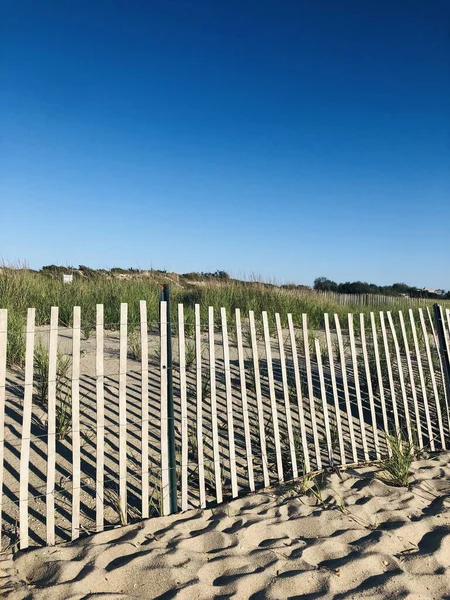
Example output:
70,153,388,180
3,451,450,599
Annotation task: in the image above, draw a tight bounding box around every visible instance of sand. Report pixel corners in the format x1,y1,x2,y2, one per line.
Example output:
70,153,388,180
2,451,450,599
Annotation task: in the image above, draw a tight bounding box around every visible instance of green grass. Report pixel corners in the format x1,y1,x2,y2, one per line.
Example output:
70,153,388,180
1,267,447,367
381,432,416,487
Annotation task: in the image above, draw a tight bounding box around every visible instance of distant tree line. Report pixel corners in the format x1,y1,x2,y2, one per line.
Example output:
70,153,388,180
313,277,450,299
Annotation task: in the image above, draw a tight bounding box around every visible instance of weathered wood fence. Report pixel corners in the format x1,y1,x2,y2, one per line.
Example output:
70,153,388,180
0,303,449,551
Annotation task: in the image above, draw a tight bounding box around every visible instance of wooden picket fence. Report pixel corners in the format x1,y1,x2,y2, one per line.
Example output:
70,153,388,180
309,290,450,308
0,302,449,551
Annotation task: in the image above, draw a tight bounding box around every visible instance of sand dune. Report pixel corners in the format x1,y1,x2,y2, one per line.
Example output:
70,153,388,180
2,452,450,599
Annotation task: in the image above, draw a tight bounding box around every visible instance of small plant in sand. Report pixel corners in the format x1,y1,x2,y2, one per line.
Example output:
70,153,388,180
128,327,141,360
33,340,72,407
299,460,315,495
329,419,340,457
56,388,72,440
382,432,415,487
81,320,95,341
185,340,196,371
104,486,127,526
148,481,163,517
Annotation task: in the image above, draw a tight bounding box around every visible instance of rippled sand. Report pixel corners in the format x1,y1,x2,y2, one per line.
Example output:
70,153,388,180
3,452,450,599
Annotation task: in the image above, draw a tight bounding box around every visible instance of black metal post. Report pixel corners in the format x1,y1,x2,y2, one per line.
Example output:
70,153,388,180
160,284,178,513
433,303,450,397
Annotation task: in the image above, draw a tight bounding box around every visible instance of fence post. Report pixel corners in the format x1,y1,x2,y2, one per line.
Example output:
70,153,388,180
433,303,450,399
160,285,178,513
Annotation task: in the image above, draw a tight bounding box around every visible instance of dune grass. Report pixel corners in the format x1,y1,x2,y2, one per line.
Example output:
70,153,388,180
0,267,446,368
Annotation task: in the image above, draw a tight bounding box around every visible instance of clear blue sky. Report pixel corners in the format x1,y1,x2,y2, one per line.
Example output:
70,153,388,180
1,0,449,288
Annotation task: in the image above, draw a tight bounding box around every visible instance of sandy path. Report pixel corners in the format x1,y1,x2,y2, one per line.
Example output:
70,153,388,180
3,451,450,599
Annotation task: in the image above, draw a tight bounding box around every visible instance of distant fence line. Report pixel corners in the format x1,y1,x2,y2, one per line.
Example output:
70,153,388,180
303,290,448,307
0,301,450,551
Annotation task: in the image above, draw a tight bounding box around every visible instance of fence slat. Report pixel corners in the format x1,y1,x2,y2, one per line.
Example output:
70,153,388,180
275,313,298,479
71,307,81,540
419,308,445,449
160,301,170,515
195,304,206,508
324,313,345,465
315,338,333,465
46,306,58,545
348,314,369,460
19,308,35,549
140,301,149,519
398,311,423,449
287,314,311,473
249,310,270,487
0,310,7,551
302,314,322,469
221,308,238,497
178,304,189,510
334,314,357,464
440,305,450,424
380,311,400,436
409,309,434,451
427,306,450,434
370,312,389,443
96,304,105,531
387,312,412,443
235,309,254,491
262,311,284,482
208,307,223,504
119,303,128,522
359,313,380,460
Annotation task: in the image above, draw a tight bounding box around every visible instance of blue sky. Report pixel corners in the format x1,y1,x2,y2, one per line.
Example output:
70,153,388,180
1,0,449,288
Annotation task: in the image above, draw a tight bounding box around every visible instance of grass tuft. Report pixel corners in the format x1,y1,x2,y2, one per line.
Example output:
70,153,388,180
382,433,415,487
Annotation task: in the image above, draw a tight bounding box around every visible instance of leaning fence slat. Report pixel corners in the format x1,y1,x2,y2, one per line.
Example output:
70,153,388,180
249,310,270,487
380,311,400,436
348,314,369,461
96,304,105,531
387,312,412,443
370,312,389,442
178,304,189,510
287,314,311,473
160,301,170,515
409,309,434,451
194,304,206,508
334,314,357,464
235,309,254,491
324,314,345,465
419,308,445,449
140,301,149,519
19,308,35,549
427,306,450,433
436,305,450,395
46,306,58,545
275,313,298,479
71,306,81,540
0,310,7,550
359,314,380,459
303,314,322,469
208,307,223,504
221,308,238,497
398,311,423,449
262,311,284,482
315,338,333,465
119,303,128,523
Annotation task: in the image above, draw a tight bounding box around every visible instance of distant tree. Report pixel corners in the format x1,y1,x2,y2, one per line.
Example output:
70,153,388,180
313,277,338,292
338,281,373,294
